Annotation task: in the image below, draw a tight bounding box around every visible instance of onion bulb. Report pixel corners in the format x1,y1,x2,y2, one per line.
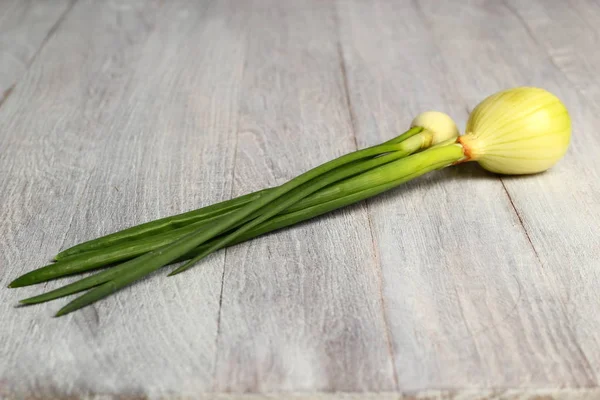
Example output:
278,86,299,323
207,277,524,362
411,111,460,146
458,86,571,174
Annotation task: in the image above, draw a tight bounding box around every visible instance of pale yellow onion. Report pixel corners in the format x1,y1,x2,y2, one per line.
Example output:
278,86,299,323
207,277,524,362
458,87,571,174
411,111,460,147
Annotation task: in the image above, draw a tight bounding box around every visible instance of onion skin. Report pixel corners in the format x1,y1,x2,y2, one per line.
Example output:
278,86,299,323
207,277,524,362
411,111,460,146
458,87,571,175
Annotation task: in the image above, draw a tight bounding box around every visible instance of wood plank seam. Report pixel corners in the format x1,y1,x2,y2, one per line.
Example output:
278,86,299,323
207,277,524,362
499,179,543,267
333,2,400,390
0,0,77,111
450,0,598,384
211,0,253,390
409,1,497,369
408,1,562,378
496,2,598,381
413,0,549,279
0,84,14,107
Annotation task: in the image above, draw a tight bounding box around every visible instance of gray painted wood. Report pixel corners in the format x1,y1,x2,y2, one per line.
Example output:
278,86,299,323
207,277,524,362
1,0,245,397
416,0,600,385
0,0,599,398
0,0,72,101
3,388,596,400
514,0,600,108
213,0,396,392
336,0,590,389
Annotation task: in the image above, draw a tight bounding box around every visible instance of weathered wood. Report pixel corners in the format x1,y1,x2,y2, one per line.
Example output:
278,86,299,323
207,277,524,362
337,0,599,389
0,0,247,397
1,0,599,397
213,0,396,392
416,0,600,385
3,388,595,400
0,0,72,101
117,388,600,400
496,0,600,382
508,0,600,108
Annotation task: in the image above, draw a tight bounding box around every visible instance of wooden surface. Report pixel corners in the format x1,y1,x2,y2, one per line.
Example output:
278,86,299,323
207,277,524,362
0,0,73,103
0,0,598,399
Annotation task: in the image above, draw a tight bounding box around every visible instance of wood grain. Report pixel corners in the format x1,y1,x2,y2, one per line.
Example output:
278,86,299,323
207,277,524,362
0,0,72,102
113,388,600,400
417,0,600,384
338,0,599,389
3,388,598,400
0,0,247,397
510,0,600,108
0,0,599,398
212,0,396,392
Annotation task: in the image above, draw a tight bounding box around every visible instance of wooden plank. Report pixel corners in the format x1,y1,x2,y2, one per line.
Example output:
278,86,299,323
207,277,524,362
0,0,72,101
498,0,600,382
213,0,396,392
2,389,600,400
503,0,600,108
0,0,249,397
447,0,600,380
412,0,600,386
1,0,598,397
337,0,597,389
124,388,600,400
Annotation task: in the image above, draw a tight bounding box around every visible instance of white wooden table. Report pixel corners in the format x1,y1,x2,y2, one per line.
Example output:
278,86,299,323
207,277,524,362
1,1,599,399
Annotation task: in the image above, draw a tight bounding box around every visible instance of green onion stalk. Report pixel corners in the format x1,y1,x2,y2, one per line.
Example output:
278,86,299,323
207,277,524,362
52,111,457,261
10,87,571,317
10,112,457,287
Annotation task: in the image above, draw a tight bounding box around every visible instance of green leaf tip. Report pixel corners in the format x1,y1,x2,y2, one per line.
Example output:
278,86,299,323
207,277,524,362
54,307,72,318
7,278,27,288
19,296,45,305
167,269,182,277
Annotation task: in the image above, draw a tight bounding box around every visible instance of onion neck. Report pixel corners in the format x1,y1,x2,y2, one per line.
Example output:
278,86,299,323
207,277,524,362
456,133,482,163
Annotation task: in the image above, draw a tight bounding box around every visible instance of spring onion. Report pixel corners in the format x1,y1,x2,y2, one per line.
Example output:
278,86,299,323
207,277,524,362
10,87,571,317
10,117,456,288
